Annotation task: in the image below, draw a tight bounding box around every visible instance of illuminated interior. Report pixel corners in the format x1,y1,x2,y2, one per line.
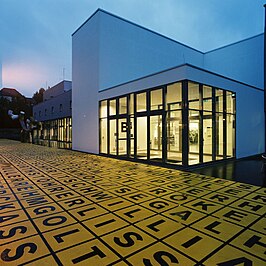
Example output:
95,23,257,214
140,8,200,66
33,117,72,149
99,80,235,167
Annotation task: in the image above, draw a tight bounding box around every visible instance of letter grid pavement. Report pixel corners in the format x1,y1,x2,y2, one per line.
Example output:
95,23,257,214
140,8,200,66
0,140,265,265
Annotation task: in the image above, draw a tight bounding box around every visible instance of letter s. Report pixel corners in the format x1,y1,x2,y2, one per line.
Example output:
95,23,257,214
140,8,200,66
143,251,179,266
114,232,143,247
0,226,27,239
1,243,37,261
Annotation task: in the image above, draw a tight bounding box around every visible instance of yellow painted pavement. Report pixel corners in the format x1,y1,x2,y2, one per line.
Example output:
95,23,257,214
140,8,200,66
0,140,265,265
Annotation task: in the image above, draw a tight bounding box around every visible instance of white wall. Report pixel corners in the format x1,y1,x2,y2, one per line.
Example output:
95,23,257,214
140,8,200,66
33,90,71,121
204,34,264,89
236,89,264,157
44,80,72,101
72,13,100,153
98,10,204,91
98,65,187,100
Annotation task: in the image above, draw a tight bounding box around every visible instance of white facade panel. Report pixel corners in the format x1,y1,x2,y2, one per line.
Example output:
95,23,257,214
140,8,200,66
44,80,72,101
236,89,264,157
72,13,100,153
204,34,264,89
33,90,71,121
99,65,187,100
98,10,204,91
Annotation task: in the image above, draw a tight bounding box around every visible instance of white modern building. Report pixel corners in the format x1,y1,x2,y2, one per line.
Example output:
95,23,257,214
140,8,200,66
72,9,264,167
33,80,72,149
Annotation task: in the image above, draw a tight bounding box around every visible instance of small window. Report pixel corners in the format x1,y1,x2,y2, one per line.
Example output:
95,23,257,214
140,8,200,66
216,89,224,113
129,93,134,114
150,89,163,110
60,104,63,112
109,99,116,116
136,92,146,112
45,109,47,116
203,86,212,111
119,97,127,114
51,106,54,114
188,82,200,110
100,101,107,118
166,82,182,110
39,111,41,117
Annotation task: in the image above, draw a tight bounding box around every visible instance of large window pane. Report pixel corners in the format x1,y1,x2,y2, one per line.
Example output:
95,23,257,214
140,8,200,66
167,110,182,164
109,119,117,155
100,119,107,153
203,112,212,162
66,118,71,142
227,114,235,157
150,115,162,161
136,92,146,112
136,117,147,159
109,99,116,116
226,91,235,114
150,89,163,111
69,118,72,143
100,101,107,118
119,97,127,114
130,94,134,115
167,82,182,110
189,110,200,165
203,86,212,111
188,82,200,110
216,89,224,112
118,118,127,156
216,113,224,159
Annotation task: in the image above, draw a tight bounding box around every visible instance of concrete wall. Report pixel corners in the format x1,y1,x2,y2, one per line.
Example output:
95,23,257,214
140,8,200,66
72,12,100,153
204,34,264,89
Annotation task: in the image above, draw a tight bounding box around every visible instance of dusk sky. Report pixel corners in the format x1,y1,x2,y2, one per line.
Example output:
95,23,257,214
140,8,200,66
0,0,265,97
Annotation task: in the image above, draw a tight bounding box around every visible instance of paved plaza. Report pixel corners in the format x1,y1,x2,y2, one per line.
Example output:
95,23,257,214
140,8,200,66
0,139,265,265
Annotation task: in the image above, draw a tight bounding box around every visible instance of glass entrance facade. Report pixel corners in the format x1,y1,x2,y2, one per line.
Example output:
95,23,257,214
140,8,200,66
99,80,235,167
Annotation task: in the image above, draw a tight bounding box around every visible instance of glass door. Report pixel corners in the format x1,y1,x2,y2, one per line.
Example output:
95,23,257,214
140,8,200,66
203,112,212,162
136,116,147,159
167,111,182,164
109,119,117,155
118,118,127,156
188,110,200,165
150,115,162,161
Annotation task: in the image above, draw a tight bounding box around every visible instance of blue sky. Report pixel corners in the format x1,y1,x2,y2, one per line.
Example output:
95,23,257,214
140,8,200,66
0,0,265,97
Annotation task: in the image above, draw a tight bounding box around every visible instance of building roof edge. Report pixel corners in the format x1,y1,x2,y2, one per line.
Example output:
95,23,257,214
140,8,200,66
72,8,204,54
99,63,263,93
205,33,264,54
